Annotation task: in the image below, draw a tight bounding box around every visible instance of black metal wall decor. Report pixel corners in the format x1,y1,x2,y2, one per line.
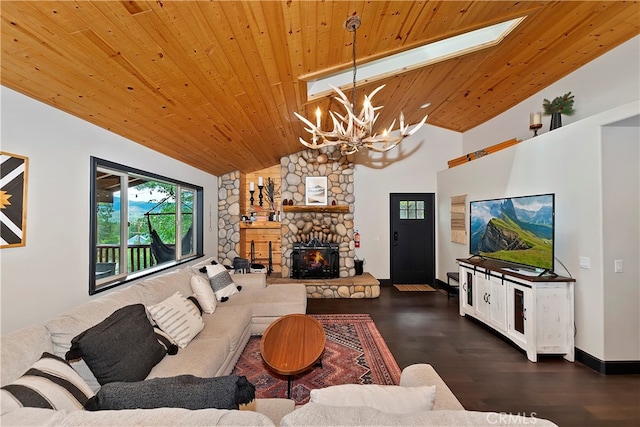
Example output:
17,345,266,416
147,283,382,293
1,152,29,248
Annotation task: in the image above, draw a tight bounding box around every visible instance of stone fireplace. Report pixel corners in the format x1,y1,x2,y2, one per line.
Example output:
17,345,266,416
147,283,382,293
217,150,380,298
217,147,356,278
280,148,356,278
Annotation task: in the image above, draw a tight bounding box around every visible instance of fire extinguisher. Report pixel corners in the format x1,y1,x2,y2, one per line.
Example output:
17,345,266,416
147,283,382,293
354,230,360,248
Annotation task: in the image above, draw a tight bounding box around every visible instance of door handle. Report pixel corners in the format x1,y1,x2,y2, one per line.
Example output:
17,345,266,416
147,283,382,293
393,231,398,246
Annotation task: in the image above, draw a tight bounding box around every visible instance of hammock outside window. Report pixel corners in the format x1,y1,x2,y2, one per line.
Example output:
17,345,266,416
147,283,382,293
145,195,193,265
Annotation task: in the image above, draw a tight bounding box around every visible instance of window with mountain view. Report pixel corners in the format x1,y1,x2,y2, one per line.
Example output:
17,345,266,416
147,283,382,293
90,157,203,294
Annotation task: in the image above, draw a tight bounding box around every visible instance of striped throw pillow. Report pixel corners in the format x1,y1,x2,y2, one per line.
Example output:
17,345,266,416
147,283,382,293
1,352,94,414
201,264,239,302
147,292,204,348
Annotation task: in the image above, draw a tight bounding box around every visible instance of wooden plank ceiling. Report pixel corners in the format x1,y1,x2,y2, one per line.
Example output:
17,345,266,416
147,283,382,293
2,1,638,176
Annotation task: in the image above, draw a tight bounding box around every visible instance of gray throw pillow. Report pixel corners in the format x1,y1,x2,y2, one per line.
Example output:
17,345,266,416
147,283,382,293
65,304,166,385
84,374,255,410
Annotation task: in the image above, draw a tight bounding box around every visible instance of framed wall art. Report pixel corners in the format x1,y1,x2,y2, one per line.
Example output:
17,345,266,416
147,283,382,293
305,176,328,206
1,152,29,248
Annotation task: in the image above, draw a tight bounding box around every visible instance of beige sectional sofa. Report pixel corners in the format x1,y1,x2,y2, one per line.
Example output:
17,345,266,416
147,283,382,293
1,259,557,426
1,260,305,425
279,363,557,426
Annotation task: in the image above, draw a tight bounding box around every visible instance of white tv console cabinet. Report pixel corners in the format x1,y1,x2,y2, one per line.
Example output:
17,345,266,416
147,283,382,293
457,258,575,362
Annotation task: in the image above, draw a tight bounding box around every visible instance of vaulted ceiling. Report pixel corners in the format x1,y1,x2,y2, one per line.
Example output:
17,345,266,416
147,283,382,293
2,1,638,175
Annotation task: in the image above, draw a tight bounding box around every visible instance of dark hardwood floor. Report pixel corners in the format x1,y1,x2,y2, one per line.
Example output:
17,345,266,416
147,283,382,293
306,286,640,427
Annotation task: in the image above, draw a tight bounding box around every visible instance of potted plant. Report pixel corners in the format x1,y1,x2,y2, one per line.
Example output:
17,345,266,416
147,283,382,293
542,92,575,130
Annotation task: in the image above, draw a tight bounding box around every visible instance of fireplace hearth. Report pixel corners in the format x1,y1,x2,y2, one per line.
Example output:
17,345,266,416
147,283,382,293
290,238,339,279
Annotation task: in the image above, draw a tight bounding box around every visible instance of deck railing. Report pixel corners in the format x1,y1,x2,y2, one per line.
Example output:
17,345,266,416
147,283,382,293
96,244,172,273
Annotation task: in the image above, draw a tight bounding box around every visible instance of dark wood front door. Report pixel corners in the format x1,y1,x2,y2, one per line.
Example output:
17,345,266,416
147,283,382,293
390,193,435,285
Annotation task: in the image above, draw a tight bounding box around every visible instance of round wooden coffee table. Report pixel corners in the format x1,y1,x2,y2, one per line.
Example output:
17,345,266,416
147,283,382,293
260,314,326,398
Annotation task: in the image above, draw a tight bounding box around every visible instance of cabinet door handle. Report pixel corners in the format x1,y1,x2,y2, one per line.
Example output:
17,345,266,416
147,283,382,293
462,283,467,291
523,307,527,321
487,294,491,304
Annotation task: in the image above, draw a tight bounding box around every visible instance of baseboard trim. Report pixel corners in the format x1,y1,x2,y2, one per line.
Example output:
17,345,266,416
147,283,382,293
575,348,640,374
435,278,448,288
380,278,451,290
383,278,455,292
436,278,460,298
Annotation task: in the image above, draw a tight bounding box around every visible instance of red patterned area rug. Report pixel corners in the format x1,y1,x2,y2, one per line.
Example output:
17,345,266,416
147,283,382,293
231,314,401,405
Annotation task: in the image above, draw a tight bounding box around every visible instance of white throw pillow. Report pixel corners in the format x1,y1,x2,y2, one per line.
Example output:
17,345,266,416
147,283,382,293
147,292,204,348
309,384,436,414
202,264,239,301
190,274,217,313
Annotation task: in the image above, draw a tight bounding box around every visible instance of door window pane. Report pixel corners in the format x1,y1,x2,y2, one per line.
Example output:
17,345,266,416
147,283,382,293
399,200,425,220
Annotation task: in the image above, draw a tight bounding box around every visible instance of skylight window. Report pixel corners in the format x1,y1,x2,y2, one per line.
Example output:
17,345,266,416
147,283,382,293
305,16,526,100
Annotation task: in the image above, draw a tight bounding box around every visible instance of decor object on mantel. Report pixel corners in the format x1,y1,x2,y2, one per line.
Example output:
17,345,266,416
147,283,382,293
305,176,328,206
542,91,575,130
265,177,279,219
257,176,264,207
294,15,428,156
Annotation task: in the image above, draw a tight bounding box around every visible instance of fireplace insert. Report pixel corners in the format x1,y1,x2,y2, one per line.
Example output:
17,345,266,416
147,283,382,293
290,238,339,279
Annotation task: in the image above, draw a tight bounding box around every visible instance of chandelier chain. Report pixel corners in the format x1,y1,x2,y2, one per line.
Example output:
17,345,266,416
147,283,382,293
351,21,357,112
293,14,429,155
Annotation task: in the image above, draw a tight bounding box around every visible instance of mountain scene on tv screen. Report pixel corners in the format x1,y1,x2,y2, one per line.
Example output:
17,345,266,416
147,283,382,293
470,196,553,269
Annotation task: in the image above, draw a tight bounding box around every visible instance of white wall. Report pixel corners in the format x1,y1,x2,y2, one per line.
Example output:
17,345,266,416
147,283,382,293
463,36,640,154
602,123,640,360
352,125,462,280
440,35,640,362
437,101,640,361
0,87,219,334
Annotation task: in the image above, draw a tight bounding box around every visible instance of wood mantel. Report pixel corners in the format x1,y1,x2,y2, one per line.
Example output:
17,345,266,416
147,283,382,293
283,205,350,213
239,222,281,229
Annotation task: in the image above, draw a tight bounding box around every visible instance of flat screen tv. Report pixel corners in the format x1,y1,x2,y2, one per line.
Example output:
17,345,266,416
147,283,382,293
469,193,555,272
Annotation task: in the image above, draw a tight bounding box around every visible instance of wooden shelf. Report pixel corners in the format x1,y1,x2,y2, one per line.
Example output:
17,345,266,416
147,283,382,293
283,205,349,213
240,222,281,229
239,222,281,274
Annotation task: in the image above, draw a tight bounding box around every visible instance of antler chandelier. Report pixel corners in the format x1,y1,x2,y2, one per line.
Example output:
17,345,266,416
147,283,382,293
294,15,428,155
